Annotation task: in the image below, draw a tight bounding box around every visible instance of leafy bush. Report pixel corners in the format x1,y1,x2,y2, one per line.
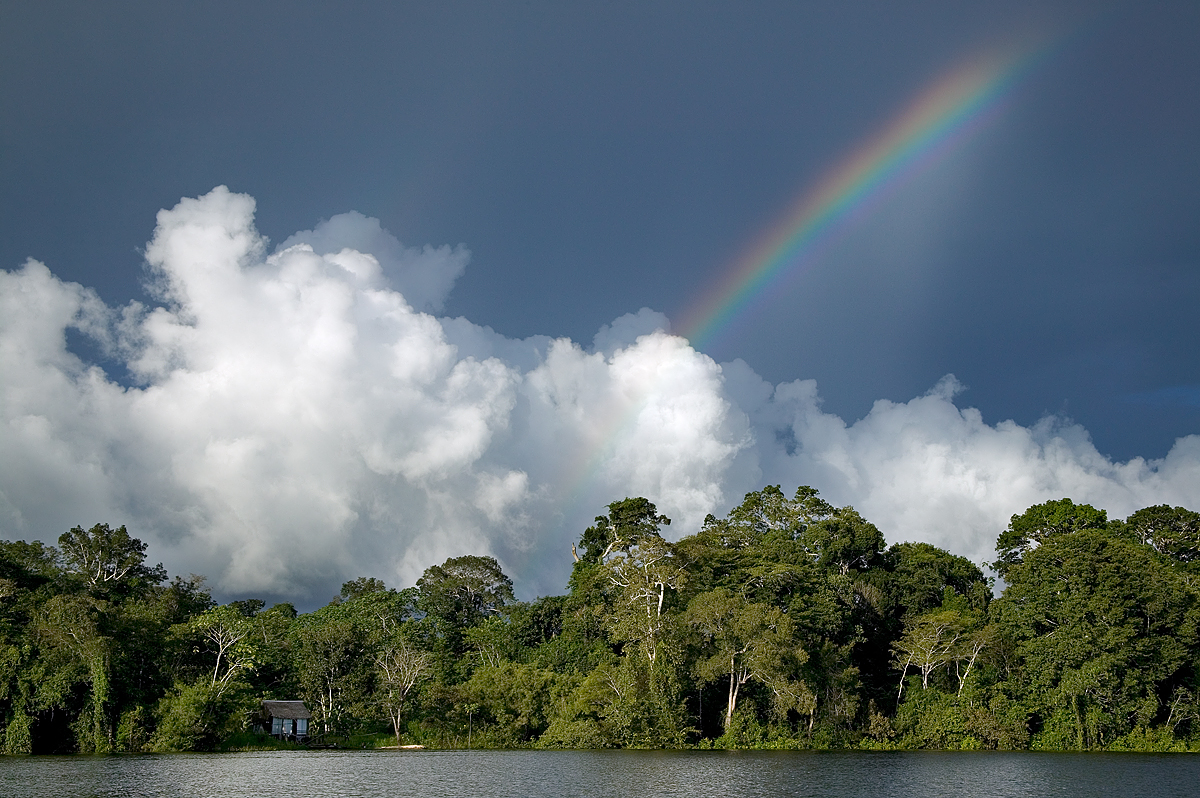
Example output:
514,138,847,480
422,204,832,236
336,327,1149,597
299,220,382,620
150,680,252,752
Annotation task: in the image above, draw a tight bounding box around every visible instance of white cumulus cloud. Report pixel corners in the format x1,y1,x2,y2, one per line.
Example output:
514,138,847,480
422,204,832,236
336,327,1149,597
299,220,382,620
278,210,468,313
1,187,1197,604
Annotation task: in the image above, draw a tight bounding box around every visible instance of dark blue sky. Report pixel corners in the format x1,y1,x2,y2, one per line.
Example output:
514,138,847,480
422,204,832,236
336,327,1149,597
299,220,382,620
3,0,1198,462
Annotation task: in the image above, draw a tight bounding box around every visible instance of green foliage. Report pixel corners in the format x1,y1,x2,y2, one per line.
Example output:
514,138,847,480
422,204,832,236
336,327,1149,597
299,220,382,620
993,524,1199,749
188,604,260,693
217,728,307,751
994,498,1109,579
3,493,1199,753
687,587,800,731
460,661,562,744
58,523,167,600
802,506,885,575
375,631,432,743
577,497,671,565
539,653,689,749
1119,504,1200,565
882,542,989,620
417,555,515,658
291,602,372,735
3,709,32,754
115,705,152,752
150,680,251,752
0,539,58,593
893,688,975,749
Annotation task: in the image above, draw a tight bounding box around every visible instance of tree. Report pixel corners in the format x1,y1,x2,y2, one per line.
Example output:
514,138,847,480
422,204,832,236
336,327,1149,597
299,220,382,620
604,534,684,666
687,485,836,556
461,661,564,745
1121,505,1200,564
577,497,672,564
570,498,683,666
717,485,813,547
883,542,990,622
678,486,827,599
892,609,968,698
35,593,112,752
342,581,417,638
675,488,873,740
236,601,298,700
189,605,258,696
464,616,520,667
292,603,369,735
991,523,1197,748
953,623,993,697
799,506,885,575
0,539,58,593
994,499,1108,579
686,587,796,730
375,634,431,744
58,524,166,598
417,555,515,633
339,577,389,601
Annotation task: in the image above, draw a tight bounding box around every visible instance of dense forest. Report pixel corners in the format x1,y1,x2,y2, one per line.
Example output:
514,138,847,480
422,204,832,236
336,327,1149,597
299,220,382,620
2,487,1199,754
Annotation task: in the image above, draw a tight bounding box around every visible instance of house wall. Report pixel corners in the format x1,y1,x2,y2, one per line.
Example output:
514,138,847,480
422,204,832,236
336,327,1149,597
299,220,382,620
267,715,309,739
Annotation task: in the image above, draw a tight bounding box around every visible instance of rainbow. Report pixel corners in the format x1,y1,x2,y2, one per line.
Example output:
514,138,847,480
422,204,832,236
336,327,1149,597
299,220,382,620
678,41,1049,348
559,41,1050,519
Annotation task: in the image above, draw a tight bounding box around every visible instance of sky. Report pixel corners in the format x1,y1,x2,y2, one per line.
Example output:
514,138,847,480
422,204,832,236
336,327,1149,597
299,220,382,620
2,1,1198,606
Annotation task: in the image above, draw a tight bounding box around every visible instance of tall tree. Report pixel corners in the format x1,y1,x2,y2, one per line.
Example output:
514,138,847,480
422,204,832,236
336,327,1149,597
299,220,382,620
375,633,430,745
687,587,795,730
58,524,166,599
417,555,515,634
992,522,1198,748
604,534,684,666
993,499,1109,579
892,609,968,697
800,506,885,575
292,602,370,735
1121,505,1200,564
577,497,672,565
189,605,258,696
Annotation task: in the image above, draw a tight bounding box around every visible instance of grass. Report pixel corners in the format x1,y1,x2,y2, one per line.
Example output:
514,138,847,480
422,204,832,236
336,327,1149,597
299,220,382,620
217,730,308,752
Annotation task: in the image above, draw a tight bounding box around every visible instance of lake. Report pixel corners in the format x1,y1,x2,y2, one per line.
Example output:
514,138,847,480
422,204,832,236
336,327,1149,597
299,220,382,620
0,750,1197,798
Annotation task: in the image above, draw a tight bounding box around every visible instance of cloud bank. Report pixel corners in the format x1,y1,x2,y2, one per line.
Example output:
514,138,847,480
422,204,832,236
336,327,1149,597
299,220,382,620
2,187,1198,604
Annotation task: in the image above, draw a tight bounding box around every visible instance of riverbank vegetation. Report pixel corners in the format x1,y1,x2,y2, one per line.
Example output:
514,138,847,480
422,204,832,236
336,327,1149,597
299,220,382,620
2,488,1199,753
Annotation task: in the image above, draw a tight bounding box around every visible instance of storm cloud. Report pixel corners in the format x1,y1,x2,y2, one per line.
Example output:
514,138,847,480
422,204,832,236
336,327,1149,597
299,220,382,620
3,188,1197,604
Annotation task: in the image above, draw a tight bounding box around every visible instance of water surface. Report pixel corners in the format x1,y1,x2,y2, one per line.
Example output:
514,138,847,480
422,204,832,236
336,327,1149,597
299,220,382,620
1,749,1197,798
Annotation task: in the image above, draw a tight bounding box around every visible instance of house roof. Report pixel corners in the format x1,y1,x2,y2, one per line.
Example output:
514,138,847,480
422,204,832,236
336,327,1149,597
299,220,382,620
261,700,312,720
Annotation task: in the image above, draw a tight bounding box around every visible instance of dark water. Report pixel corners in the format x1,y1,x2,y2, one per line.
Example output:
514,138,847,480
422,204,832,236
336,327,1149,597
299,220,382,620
0,749,1198,798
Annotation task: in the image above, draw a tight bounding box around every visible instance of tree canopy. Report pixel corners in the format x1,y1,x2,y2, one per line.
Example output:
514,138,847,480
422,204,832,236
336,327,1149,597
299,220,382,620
4,490,1199,753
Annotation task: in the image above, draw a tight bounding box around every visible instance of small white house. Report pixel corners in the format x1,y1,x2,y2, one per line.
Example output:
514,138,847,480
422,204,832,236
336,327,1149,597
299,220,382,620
260,700,312,741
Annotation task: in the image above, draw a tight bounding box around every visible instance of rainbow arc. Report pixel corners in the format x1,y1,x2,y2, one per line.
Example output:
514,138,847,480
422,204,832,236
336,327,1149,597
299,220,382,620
679,41,1048,348
561,39,1051,514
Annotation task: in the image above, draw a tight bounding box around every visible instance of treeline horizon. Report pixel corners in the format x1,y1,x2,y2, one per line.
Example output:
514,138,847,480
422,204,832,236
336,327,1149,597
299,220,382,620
2,486,1199,753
